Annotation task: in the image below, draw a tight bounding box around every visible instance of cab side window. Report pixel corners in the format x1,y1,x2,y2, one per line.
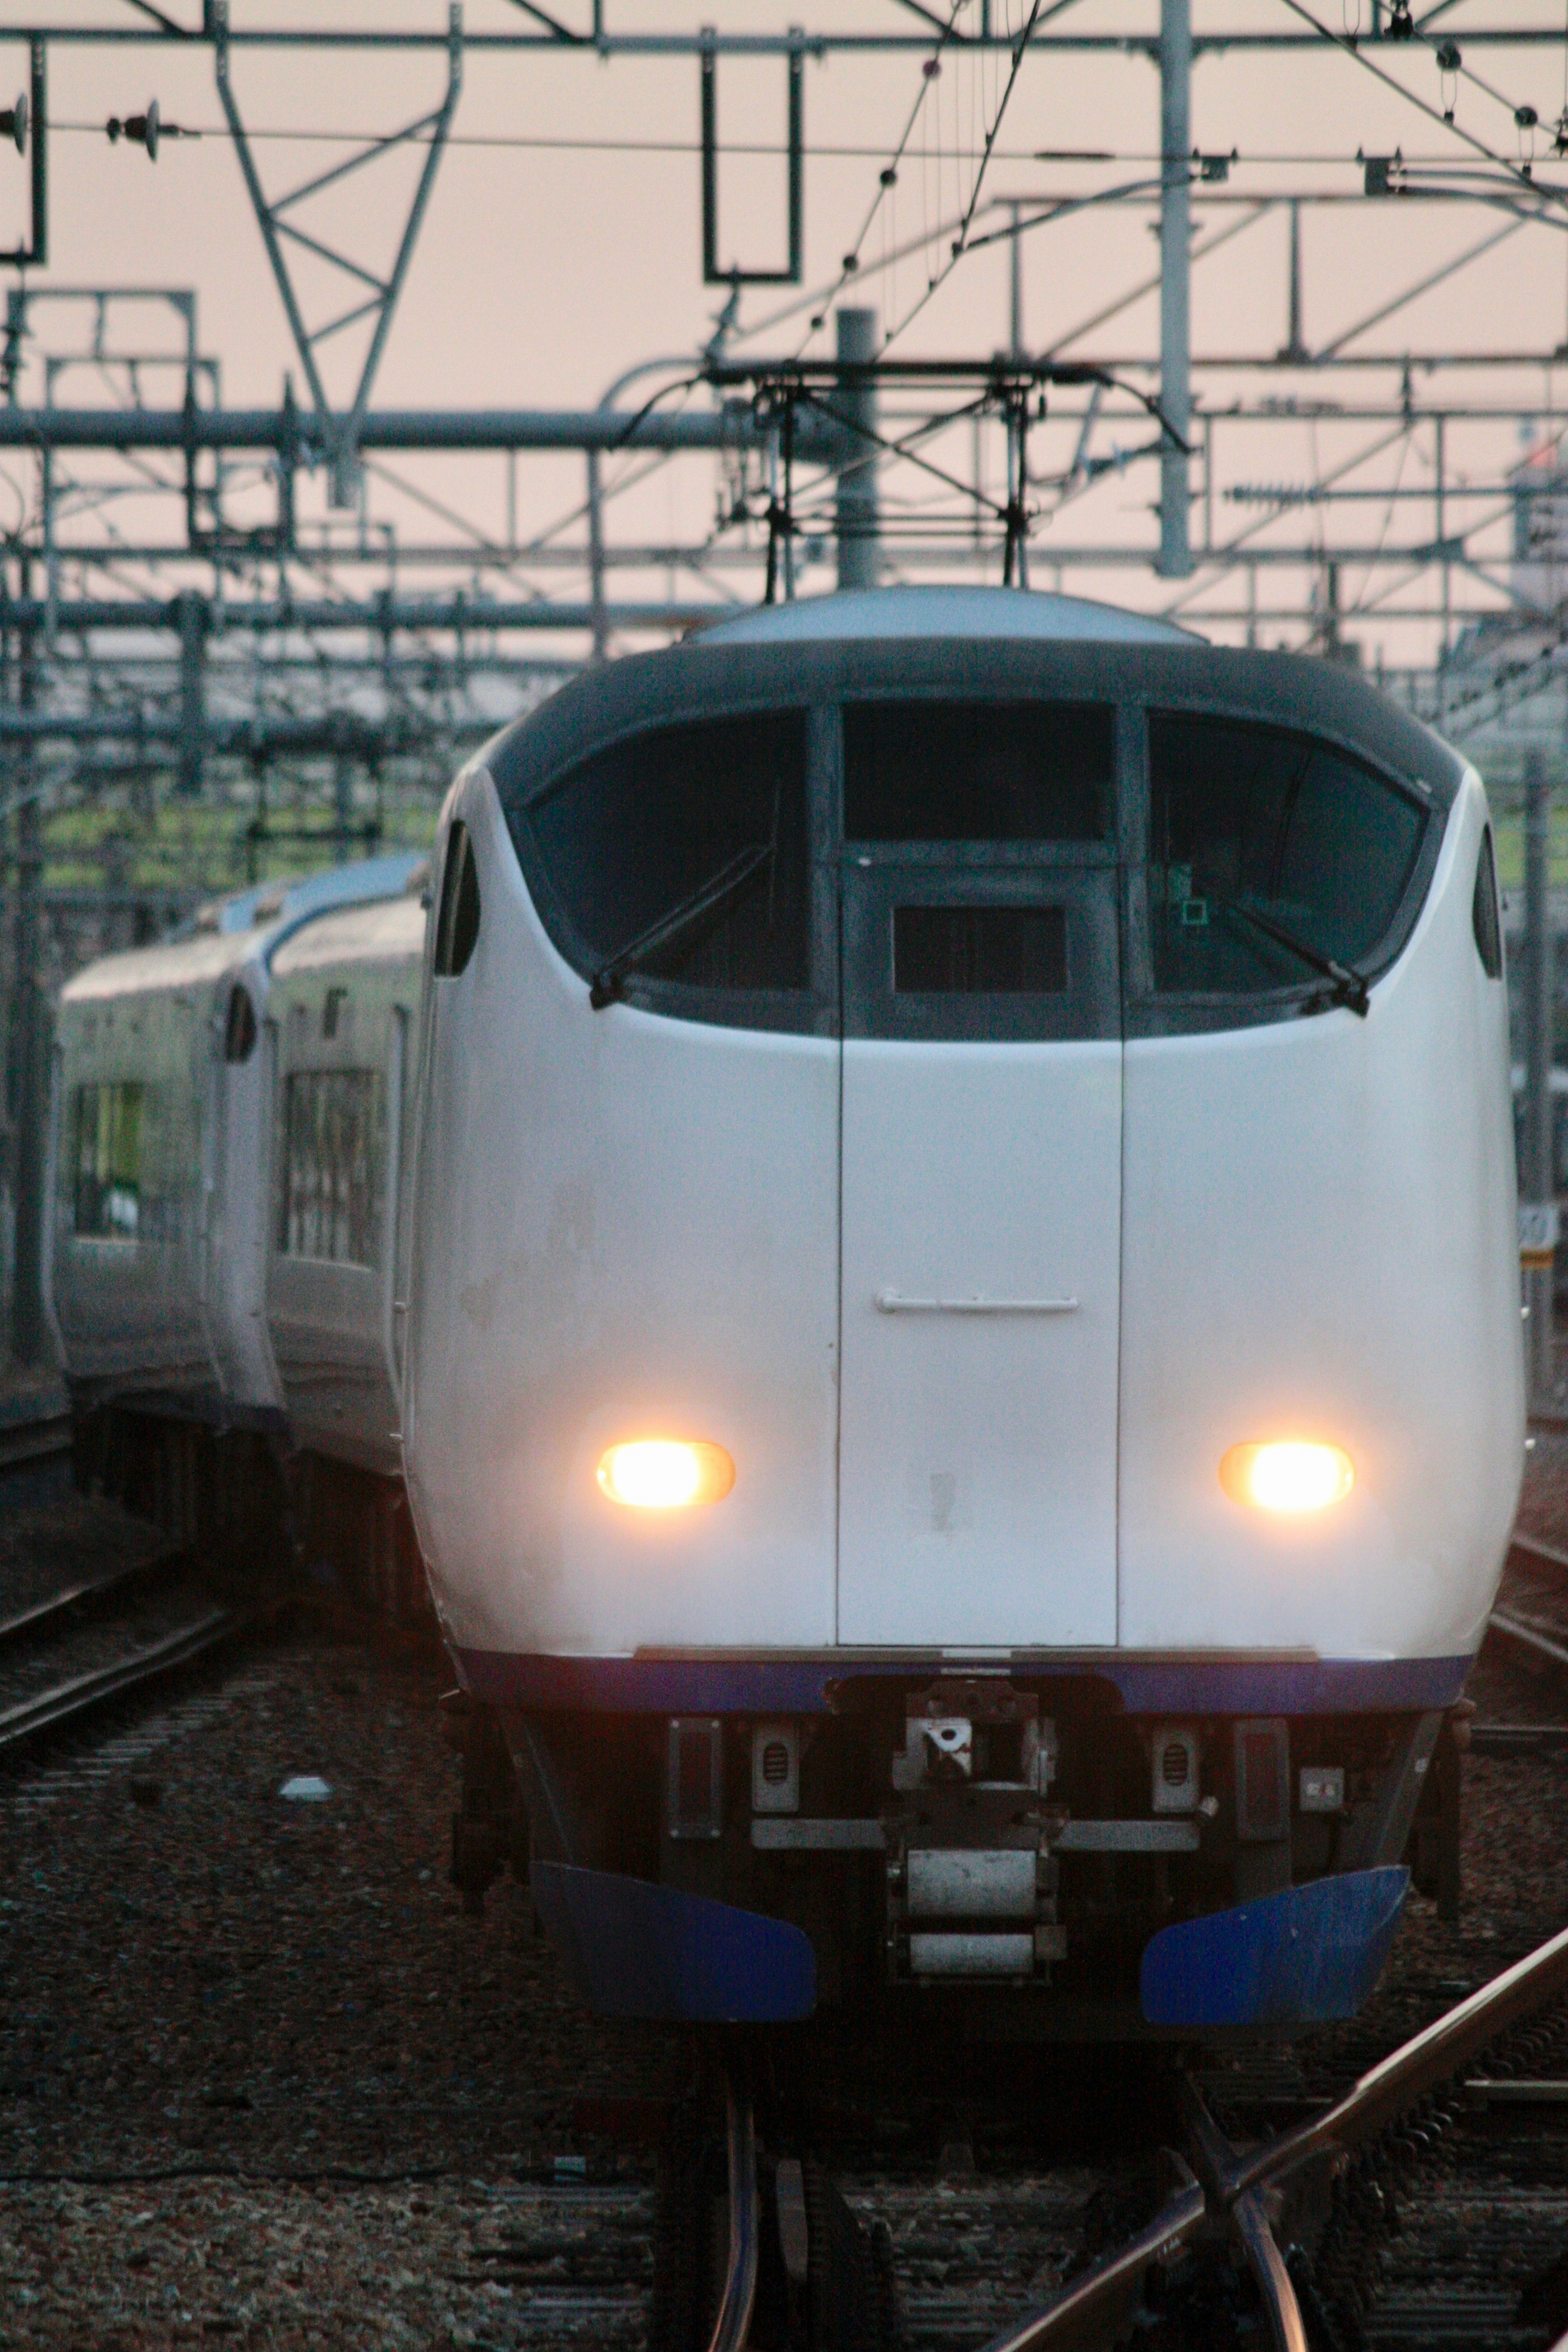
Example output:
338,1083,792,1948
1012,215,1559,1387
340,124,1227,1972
434,821,481,978
223,983,258,1063
1472,825,1503,979
72,1082,143,1239
277,1070,384,1266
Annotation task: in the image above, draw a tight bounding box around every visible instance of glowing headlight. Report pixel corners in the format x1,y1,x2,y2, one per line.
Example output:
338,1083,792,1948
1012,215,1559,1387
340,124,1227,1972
1219,1440,1354,1515
596,1439,736,1509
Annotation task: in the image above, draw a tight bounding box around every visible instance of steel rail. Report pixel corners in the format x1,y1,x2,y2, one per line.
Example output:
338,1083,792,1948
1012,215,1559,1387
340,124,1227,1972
0,1550,178,1650
1221,1918,1568,2207
1181,2083,1310,2352
0,1603,244,1755
0,1412,71,1475
1231,2189,1309,2352
1509,1529,1568,1577
1488,1609,1568,1669
975,2163,1207,2352
991,1920,1568,2350
707,2074,760,2352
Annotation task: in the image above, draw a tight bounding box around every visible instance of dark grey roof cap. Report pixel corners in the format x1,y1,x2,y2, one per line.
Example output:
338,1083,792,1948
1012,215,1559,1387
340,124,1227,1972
488,625,1465,814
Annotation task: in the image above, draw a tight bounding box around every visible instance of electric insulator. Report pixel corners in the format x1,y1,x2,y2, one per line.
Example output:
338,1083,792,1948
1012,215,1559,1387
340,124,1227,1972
106,99,171,160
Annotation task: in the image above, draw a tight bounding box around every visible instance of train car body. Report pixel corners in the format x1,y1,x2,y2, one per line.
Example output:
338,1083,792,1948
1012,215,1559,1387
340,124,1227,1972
405,587,1523,2032
49,854,427,1583
51,918,274,1411
265,892,423,1479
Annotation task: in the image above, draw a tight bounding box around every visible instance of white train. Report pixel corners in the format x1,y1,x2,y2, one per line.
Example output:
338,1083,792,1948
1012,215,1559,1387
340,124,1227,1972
403,588,1523,2027
51,852,430,1611
51,586,1524,2033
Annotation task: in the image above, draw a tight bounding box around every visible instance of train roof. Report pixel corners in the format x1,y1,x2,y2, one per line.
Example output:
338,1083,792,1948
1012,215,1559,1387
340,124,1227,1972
270,891,426,976
697,586,1198,646
485,588,1467,816
195,849,429,947
60,851,429,1007
60,920,272,1005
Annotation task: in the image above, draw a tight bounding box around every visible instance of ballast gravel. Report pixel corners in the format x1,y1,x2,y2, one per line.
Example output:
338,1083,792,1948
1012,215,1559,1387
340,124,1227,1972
0,1633,682,2348
4,1432,1568,2346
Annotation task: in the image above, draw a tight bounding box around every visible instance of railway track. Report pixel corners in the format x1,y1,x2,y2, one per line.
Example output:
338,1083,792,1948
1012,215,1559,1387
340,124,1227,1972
0,1405,71,1479
0,1412,252,1756
1488,1527,1568,1675
0,1591,245,1755
662,1921,1568,2352
639,1560,1568,2352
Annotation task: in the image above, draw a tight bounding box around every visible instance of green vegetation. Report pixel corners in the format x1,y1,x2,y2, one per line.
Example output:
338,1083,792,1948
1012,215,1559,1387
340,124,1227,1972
1490,810,1568,893
29,761,445,911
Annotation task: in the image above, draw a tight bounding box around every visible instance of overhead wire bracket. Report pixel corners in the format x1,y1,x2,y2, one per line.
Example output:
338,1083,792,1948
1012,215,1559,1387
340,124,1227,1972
1,39,46,269
701,26,804,285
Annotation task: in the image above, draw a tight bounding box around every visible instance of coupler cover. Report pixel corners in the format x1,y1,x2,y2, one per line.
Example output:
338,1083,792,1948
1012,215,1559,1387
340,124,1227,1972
1139,1865,1410,2027
530,1860,817,2022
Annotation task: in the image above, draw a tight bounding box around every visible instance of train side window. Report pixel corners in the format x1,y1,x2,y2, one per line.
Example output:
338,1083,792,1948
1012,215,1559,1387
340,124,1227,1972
434,822,481,978
1147,713,1426,998
844,700,1111,841
277,1069,385,1266
223,982,257,1063
523,712,808,998
1472,826,1503,979
72,1081,143,1239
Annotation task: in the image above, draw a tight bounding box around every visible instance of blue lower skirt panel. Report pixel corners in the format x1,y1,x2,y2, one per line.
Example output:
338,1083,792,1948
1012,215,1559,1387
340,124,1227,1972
530,1860,817,2023
459,1648,1473,1718
1139,1865,1410,2027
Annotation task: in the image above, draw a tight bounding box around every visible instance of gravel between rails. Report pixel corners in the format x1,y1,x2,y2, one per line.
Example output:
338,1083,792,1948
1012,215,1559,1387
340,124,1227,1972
0,1635,684,2350
4,1435,1568,2348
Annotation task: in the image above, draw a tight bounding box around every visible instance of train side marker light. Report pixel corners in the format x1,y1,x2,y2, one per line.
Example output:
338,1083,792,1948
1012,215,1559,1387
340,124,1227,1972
597,1440,736,1509
1220,1441,1354,1514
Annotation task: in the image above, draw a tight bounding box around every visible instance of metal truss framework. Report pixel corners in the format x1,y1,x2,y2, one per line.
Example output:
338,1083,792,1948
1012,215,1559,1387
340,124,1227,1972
1,0,1568,1362
20,7,1568,51
211,0,464,504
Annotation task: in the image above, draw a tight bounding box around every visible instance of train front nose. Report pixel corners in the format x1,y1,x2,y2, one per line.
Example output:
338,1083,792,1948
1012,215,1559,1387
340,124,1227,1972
834,701,1123,1646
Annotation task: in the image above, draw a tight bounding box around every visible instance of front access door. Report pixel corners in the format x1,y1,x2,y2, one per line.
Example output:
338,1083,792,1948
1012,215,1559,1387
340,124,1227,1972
837,858,1123,1648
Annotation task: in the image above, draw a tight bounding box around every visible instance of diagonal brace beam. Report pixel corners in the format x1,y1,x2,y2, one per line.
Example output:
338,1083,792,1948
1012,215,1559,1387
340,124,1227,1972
270,216,391,297
270,105,450,219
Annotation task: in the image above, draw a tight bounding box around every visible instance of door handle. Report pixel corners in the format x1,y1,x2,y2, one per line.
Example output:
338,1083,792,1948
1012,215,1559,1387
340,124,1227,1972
874,1290,1079,1314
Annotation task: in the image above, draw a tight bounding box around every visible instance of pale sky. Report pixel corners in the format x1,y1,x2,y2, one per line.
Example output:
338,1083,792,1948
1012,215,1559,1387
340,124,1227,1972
5,0,1568,668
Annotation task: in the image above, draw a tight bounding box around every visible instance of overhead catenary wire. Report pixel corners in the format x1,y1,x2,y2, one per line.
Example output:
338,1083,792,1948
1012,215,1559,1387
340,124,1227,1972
46,117,1568,171
1272,0,1568,213
790,0,970,357
878,0,1053,352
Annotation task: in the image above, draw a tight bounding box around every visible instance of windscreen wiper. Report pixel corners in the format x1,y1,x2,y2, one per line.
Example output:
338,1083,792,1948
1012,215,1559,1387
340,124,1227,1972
1218,896,1370,1018
590,842,773,1009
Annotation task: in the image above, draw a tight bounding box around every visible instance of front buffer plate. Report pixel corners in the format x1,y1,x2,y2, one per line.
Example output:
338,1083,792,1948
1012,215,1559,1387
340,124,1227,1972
1139,1865,1410,2027
530,1860,817,2022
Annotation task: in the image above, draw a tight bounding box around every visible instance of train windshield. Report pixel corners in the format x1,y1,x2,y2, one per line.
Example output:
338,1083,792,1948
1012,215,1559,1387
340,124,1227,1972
844,700,1111,840
524,712,809,997
1147,712,1426,996
510,690,1437,1033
